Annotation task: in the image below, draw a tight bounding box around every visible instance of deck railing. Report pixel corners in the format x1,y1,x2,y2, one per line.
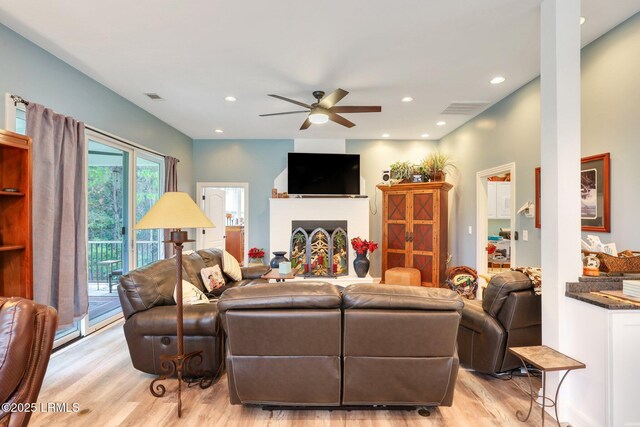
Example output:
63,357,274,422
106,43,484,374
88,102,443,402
88,240,161,282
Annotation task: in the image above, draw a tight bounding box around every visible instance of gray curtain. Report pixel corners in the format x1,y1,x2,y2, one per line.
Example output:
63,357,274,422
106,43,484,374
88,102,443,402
163,156,179,258
26,103,88,328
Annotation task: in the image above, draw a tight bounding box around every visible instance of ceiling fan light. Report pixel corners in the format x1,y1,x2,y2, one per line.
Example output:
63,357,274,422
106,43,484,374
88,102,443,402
309,112,329,124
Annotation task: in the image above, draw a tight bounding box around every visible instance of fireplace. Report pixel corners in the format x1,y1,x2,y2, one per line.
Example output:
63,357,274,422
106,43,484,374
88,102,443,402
290,220,348,277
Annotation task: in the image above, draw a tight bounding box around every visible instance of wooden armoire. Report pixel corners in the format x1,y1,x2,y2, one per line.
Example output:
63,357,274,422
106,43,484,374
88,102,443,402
377,182,452,287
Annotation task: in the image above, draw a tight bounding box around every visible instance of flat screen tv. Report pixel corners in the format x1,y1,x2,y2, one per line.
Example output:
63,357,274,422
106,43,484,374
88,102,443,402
288,153,360,195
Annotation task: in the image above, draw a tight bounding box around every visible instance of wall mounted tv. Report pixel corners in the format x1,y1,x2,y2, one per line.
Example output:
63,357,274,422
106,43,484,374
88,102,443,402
288,153,360,195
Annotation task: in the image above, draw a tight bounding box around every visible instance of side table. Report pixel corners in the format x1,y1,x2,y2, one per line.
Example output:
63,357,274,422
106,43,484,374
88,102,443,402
260,267,301,283
509,345,585,427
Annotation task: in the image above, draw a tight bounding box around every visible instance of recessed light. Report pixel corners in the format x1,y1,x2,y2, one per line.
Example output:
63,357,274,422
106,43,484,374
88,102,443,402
580,16,586,25
436,121,446,126
381,133,390,138
401,97,414,103
421,133,430,138
224,96,237,102
214,129,224,133
490,76,506,85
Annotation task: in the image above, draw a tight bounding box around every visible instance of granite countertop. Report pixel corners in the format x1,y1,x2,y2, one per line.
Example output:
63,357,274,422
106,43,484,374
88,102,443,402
566,275,640,310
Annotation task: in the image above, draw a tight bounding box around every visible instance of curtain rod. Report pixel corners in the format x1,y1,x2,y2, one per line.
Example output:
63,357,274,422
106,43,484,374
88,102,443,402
10,93,169,159
10,94,29,106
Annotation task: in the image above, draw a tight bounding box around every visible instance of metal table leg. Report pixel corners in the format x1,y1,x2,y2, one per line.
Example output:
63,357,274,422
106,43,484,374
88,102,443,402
515,357,573,427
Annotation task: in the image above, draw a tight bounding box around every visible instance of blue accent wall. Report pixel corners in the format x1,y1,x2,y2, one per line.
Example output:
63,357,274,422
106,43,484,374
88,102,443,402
0,23,193,193
192,139,294,255
193,138,440,276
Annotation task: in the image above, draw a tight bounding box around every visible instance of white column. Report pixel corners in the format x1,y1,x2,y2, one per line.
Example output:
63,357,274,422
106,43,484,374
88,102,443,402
540,0,582,418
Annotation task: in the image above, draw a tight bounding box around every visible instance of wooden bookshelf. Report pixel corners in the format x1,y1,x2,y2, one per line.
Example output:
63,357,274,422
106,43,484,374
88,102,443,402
0,129,32,299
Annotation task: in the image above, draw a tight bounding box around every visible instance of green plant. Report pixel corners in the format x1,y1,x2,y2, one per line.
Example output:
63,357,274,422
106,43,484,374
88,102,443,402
420,151,456,176
390,161,414,181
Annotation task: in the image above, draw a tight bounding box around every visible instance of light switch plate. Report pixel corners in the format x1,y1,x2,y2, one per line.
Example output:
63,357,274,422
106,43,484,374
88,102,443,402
523,230,529,241
468,226,473,235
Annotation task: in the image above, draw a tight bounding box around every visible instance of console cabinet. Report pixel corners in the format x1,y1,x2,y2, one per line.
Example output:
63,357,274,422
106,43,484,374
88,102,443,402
0,129,32,298
378,182,452,287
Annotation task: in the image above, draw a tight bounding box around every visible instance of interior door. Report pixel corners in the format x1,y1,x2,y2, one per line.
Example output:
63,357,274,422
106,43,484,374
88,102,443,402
411,190,437,287
201,188,226,250
383,191,410,274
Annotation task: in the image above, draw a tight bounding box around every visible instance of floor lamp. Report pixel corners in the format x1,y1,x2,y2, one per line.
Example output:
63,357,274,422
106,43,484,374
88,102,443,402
136,191,215,417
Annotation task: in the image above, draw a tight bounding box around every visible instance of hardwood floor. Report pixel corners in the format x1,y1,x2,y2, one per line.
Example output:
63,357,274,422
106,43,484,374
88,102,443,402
31,321,555,426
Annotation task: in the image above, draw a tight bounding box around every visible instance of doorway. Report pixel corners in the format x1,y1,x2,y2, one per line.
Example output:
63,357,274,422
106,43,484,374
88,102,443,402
476,163,516,278
196,182,249,265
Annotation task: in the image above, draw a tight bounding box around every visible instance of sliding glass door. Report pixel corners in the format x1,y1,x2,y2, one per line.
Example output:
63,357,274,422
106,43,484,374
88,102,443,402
87,138,131,327
135,154,164,267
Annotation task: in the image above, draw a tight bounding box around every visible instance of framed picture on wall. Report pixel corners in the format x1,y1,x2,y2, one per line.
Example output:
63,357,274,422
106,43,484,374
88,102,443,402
534,152,610,232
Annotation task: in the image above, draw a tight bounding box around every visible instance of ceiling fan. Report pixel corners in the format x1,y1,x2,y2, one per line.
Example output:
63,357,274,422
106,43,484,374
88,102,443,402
259,88,382,130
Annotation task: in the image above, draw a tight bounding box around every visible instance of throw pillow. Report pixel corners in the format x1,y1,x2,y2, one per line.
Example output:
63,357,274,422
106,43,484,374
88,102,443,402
200,265,226,292
173,280,208,305
222,250,242,281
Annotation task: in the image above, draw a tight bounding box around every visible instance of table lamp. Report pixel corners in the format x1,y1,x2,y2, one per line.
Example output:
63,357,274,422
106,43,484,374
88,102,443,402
136,191,214,417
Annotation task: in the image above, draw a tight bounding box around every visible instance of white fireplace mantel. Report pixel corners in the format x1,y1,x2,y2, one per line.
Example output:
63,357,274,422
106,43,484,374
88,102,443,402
269,197,370,279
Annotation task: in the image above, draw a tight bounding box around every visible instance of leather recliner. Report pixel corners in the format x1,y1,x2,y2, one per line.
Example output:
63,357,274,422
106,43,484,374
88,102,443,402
0,297,58,427
219,281,343,405
341,284,463,406
456,271,541,374
117,248,268,375
218,282,463,407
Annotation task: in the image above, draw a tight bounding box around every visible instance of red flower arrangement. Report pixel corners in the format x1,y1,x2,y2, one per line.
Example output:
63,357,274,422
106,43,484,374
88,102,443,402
350,237,379,255
248,247,265,260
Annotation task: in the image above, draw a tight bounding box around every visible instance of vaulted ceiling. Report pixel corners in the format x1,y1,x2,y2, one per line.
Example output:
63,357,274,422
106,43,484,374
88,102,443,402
1,0,639,139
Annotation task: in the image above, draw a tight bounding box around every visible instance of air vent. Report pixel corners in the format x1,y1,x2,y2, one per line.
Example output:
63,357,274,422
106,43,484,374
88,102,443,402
441,101,490,115
144,93,164,101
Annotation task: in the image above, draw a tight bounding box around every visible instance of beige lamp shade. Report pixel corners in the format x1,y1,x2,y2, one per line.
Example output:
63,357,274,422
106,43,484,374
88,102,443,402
136,191,215,230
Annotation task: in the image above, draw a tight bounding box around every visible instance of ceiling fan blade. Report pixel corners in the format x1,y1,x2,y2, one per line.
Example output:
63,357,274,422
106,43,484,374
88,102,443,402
328,112,356,128
330,106,382,113
319,88,349,109
268,94,312,109
259,110,308,117
300,118,312,130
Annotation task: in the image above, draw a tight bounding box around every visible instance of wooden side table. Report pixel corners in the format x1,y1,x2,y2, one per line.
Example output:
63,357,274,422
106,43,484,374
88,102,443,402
509,345,585,427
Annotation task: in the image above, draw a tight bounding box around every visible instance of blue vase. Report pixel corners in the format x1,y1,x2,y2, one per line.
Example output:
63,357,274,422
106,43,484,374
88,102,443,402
353,250,370,278
270,251,289,268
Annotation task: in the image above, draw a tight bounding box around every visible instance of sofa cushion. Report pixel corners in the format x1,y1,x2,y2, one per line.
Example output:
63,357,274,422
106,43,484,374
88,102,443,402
197,248,229,283
127,303,219,336
222,250,242,281
342,284,463,311
482,271,532,318
217,281,341,313
119,258,188,318
173,280,209,305
182,252,208,292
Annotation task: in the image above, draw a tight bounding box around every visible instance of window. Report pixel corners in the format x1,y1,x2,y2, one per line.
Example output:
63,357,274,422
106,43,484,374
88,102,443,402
5,95,166,345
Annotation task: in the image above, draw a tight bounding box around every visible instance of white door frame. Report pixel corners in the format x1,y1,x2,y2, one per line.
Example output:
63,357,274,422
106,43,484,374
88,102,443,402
476,162,517,276
196,182,250,265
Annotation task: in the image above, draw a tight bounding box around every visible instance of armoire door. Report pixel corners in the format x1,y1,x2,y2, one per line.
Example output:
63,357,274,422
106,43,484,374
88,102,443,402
410,190,438,286
383,191,409,272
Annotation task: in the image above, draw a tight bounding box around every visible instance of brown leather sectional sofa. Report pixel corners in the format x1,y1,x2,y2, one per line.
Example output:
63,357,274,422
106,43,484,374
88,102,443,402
457,271,541,374
218,282,463,408
117,248,268,375
119,251,465,408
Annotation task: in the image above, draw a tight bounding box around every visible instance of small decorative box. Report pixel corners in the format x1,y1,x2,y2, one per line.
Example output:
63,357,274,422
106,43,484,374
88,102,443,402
279,261,292,274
